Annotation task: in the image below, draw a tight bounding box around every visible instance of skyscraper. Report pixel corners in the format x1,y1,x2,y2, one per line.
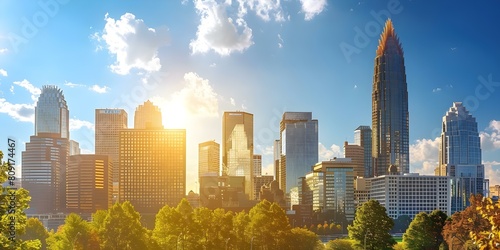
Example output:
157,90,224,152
134,100,163,129
354,126,373,177
222,111,254,200
274,139,280,180
438,102,484,212
343,141,365,177
22,85,69,214
95,109,128,184
120,101,186,213
198,140,220,177
372,19,409,176
253,154,262,176
67,154,112,213
280,112,318,193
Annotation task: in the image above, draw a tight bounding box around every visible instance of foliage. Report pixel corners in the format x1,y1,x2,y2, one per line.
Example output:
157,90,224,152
469,196,500,249
403,210,447,250
46,213,100,250
391,215,412,234
348,199,395,250
442,194,490,250
97,201,149,250
0,150,41,250
325,238,355,250
19,218,49,249
286,227,322,250
247,200,291,249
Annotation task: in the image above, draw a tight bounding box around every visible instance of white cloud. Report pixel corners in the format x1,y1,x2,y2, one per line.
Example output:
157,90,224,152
354,84,358,89
0,69,7,77
230,97,236,106
319,142,342,161
0,48,7,54
69,118,95,131
484,161,500,186
432,88,442,93
300,0,327,20
0,98,35,122
13,79,41,101
98,13,169,75
190,0,253,56
255,144,273,156
480,120,500,151
89,84,110,94
262,163,274,176
10,86,14,93
278,33,284,48
237,0,285,22
81,148,94,154
210,63,217,67
65,81,85,88
409,137,440,174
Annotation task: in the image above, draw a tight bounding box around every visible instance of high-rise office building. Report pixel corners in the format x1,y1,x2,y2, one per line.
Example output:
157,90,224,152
343,141,365,177
22,85,69,214
354,126,373,177
198,140,220,177
437,102,484,212
69,140,80,156
120,102,186,213
67,154,112,213
253,154,262,176
280,112,318,193
372,19,409,176
222,111,254,199
274,140,280,181
134,100,163,129
95,109,128,183
301,159,355,221
253,175,274,200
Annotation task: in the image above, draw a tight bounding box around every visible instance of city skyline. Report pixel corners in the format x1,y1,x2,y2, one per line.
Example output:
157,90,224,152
1,1,499,194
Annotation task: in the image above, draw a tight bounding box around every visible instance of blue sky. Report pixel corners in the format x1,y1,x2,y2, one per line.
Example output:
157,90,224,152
1,0,499,193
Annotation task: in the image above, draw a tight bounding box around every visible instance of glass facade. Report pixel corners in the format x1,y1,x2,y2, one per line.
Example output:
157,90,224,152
438,102,484,213
35,85,69,138
222,112,254,199
354,126,373,177
372,20,409,176
198,140,220,177
280,112,318,193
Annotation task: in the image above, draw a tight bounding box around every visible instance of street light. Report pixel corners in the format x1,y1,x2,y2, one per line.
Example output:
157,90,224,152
364,229,371,250
250,236,255,250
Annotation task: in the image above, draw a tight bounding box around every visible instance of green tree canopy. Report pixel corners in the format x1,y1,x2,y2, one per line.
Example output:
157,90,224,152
46,213,100,250
348,199,395,250
19,217,49,250
325,238,355,250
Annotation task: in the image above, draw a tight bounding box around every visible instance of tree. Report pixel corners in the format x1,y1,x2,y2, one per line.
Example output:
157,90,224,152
19,217,49,249
403,210,448,250
325,239,355,250
247,200,291,249
0,150,41,249
46,213,100,250
442,194,490,249
286,227,323,250
348,200,395,250
232,211,250,250
470,196,500,248
98,201,149,249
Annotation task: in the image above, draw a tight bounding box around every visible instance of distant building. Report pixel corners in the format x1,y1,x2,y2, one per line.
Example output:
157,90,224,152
95,108,128,203
134,100,163,129
369,173,451,219
437,102,485,213
199,175,257,211
301,159,355,221
67,154,112,213
274,140,280,181
119,101,186,214
343,141,365,177
259,180,286,208
253,154,262,176
69,140,80,156
280,112,318,193
22,85,69,214
187,190,200,208
354,177,370,209
222,111,254,200
198,140,220,177
253,175,274,200
354,126,373,177
372,20,410,176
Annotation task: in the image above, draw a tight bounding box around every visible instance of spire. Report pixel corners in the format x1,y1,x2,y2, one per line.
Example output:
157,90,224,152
376,19,404,56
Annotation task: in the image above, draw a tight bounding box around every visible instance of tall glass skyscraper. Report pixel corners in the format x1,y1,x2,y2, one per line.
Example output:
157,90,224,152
372,19,409,176
279,112,318,193
23,85,69,214
438,102,484,212
222,111,254,199
35,85,69,138
354,126,373,177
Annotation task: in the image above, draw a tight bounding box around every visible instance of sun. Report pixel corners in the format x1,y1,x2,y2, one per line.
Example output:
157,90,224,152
160,99,189,129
